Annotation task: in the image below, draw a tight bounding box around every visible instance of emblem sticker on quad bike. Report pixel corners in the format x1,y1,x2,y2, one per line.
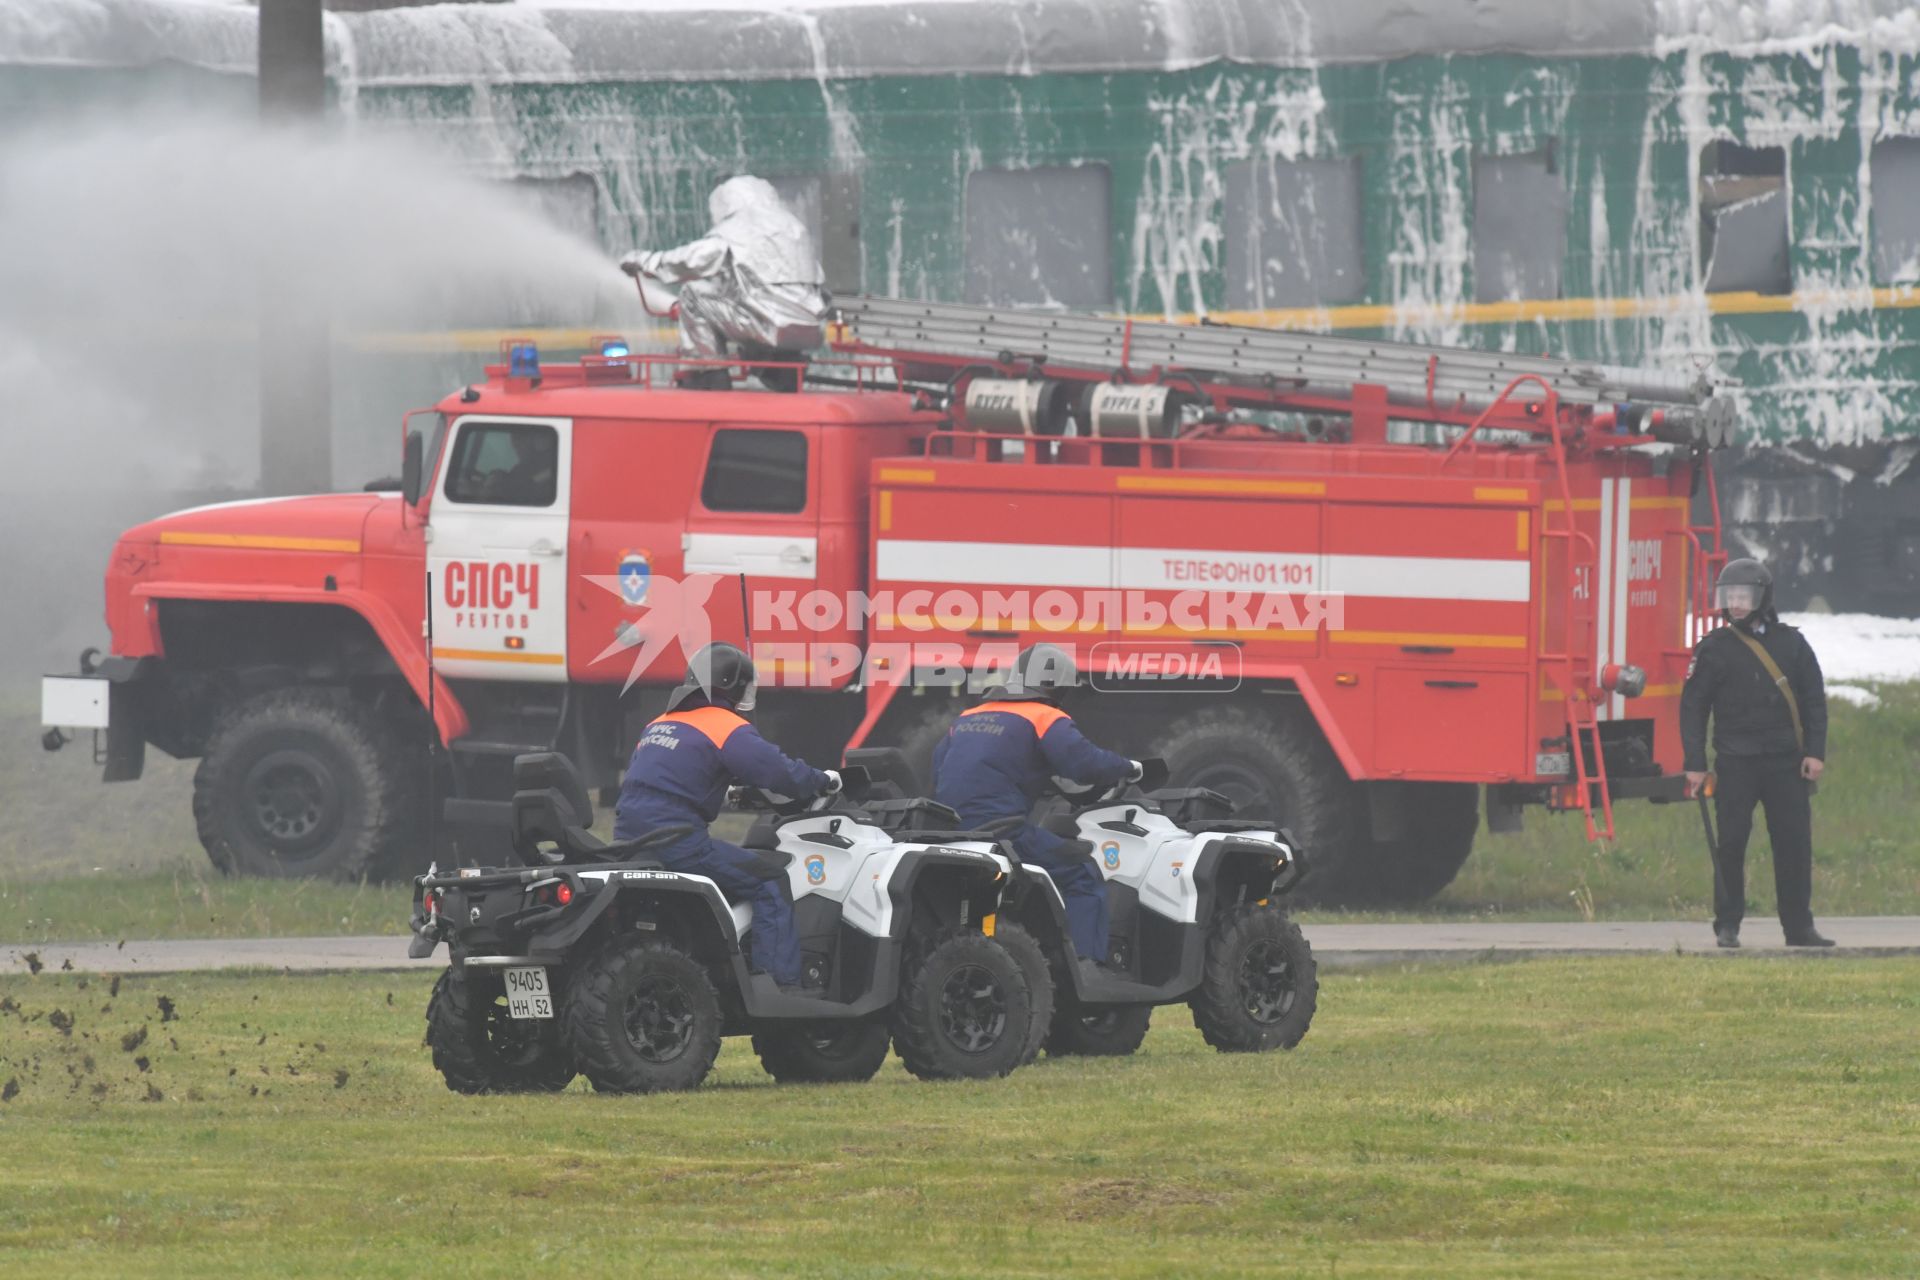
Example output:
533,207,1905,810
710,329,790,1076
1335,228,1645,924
1100,840,1121,870
805,853,827,885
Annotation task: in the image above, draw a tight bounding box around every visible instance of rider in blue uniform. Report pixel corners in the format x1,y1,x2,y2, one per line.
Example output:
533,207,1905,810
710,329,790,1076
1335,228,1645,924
932,644,1141,972
613,642,839,991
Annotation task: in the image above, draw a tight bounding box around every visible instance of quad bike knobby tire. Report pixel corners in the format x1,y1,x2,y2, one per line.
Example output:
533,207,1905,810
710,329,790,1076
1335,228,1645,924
890,928,1034,1081
563,938,723,1093
989,922,1056,1067
1188,904,1318,1053
751,1020,892,1084
1045,1003,1153,1058
425,967,577,1094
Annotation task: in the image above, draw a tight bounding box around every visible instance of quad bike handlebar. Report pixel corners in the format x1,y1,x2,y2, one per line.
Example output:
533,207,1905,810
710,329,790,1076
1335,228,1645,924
1050,757,1171,807
731,765,874,816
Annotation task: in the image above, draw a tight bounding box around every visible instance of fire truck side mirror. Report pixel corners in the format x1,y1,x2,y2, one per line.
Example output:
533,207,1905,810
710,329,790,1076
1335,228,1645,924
402,429,425,506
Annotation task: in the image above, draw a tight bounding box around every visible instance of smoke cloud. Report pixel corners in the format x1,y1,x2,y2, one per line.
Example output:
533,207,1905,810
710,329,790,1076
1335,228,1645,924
0,112,651,688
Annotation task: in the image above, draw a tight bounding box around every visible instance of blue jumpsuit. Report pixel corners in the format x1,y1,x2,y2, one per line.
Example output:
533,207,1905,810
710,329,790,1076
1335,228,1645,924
932,700,1134,963
612,703,830,985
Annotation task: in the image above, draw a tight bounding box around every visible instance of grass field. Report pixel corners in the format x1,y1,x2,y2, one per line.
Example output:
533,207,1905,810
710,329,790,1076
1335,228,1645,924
0,955,1914,1277
3,686,1916,942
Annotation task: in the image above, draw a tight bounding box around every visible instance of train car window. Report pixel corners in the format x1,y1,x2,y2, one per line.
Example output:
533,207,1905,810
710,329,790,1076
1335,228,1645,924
444,423,559,508
964,165,1112,307
1871,138,1920,285
1225,157,1364,309
768,173,864,295
701,429,809,513
1699,143,1789,294
1472,150,1567,303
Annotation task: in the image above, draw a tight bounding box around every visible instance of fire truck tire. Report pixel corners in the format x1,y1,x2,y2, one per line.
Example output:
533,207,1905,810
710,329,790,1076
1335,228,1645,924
1357,783,1480,904
1149,705,1361,904
425,967,577,1095
192,688,416,881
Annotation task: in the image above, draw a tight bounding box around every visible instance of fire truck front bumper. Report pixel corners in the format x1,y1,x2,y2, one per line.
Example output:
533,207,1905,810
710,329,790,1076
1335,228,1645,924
40,651,151,782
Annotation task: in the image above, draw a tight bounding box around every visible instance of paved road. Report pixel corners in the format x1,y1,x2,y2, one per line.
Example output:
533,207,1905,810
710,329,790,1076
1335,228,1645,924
3,917,1915,976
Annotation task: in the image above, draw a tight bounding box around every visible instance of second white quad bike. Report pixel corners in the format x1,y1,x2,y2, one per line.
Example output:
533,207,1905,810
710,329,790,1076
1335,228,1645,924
409,752,1041,1094
980,757,1318,1059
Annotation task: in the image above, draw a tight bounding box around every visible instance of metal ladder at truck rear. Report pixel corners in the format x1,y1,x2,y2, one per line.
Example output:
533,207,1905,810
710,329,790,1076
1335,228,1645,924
828,297,1734,839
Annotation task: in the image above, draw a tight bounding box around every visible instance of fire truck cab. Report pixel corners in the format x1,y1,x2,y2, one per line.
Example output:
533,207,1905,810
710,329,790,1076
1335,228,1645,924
42,301,1733,902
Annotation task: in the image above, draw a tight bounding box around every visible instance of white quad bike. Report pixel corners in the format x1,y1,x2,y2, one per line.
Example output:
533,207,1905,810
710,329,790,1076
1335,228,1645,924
408,752,1041,1094
991,757,1318,1058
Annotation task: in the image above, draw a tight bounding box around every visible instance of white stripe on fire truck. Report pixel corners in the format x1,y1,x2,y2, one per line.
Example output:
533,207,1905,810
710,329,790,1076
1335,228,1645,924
684,532,820,581
876,540,1531,603
1594,479,1615,721
1611,477,1633,719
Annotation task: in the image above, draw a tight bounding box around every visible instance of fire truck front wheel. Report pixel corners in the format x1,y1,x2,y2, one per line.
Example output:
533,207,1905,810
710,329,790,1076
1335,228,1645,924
192,687,418,881
1150,705,1361,905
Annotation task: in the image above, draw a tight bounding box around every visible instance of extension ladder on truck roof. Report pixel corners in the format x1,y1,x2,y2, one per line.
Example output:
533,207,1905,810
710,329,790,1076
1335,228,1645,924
829,296,1735,840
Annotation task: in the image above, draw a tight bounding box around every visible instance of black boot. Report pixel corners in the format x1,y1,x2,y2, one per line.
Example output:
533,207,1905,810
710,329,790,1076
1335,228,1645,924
1714,926,1740,949
1784,927,1835,948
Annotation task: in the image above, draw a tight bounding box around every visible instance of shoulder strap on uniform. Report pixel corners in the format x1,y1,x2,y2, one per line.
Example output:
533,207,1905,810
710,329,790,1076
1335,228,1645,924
964,700,1070,734
1730,629,1805,754
652,705,749,748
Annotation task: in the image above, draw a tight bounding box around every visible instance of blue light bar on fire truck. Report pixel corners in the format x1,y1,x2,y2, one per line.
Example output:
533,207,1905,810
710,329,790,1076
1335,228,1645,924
508,342,540,378
599,339,631,358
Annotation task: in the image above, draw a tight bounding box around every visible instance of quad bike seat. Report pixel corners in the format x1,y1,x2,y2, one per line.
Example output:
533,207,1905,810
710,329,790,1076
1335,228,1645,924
510,752,689,867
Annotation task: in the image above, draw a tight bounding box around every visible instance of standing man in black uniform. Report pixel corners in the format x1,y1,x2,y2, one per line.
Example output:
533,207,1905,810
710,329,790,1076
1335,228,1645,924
1680,558,1834,949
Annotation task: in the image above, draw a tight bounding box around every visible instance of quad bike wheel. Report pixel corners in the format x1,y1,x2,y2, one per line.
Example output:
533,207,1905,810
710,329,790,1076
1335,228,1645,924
425,967,577,1094
890,928,1034,1081
1188,903,1318,1053
563,938,723,1093
990,922,1056,1067
1045,1003,1153,1058
751,1020,892,1084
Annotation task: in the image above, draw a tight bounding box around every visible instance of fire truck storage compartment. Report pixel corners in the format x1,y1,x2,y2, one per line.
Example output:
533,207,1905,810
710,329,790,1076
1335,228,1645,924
1372,668,1529,779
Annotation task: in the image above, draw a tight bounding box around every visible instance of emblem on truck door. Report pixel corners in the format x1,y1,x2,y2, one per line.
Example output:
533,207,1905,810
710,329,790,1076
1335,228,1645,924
618,550,652,605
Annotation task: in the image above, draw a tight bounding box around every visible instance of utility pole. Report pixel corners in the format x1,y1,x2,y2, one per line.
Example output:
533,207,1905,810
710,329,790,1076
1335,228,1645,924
258,0,332,494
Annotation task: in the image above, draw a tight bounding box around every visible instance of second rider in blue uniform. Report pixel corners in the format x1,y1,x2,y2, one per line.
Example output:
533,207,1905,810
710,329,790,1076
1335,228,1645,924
932,644,1141,974
613,642,840,992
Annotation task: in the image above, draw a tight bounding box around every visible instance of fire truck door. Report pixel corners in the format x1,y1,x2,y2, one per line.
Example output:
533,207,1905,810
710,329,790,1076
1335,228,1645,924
426,415,572,683
683,425,826,657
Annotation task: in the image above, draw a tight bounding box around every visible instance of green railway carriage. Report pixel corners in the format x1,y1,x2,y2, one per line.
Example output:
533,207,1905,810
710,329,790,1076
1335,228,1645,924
7,0,1919,610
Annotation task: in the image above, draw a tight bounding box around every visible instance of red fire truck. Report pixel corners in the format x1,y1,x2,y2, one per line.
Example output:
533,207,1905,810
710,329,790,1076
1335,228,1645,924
39,297,1733,902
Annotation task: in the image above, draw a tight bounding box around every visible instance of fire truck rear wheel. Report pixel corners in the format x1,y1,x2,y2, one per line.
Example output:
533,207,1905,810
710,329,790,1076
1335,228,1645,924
1354,782,1480,904
1149,705,1361,905
192,687,416,881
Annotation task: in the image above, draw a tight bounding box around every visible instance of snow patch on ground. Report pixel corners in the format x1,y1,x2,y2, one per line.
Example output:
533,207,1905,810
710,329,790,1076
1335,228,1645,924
1826,684,1883,708
1780,611,1920,686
